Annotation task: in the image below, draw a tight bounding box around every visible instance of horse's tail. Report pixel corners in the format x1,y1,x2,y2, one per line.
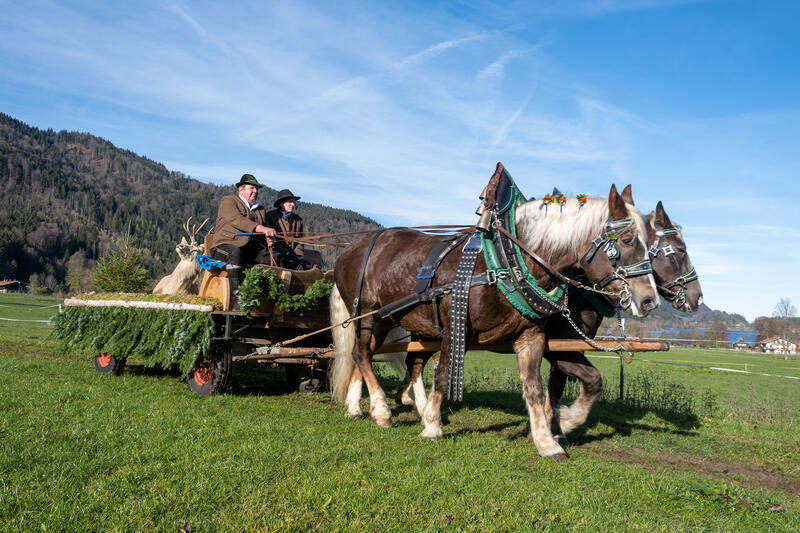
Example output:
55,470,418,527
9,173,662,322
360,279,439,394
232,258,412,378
329,284,356,403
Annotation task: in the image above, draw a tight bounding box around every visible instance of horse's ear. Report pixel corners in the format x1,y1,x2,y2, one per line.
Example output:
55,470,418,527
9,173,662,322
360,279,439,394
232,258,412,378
621,184,634,205
655,201,673,227
608,184,627,219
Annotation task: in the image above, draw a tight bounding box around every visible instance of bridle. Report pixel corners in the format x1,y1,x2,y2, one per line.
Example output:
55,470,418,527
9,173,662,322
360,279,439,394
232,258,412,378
582,217,653,310
648,224,698,308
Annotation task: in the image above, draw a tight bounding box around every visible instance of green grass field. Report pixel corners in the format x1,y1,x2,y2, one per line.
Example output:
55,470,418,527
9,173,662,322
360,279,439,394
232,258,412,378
0,292,62,339
1,293,798,531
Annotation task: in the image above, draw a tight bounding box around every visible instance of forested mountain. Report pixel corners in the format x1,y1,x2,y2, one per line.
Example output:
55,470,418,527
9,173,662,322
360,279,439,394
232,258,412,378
639,299,749,330
601,296,753,340
0,113,379,290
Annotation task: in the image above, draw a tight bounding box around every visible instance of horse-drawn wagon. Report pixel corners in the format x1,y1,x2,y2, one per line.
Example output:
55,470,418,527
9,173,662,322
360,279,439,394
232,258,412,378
55,160,698,461
54,256,669,398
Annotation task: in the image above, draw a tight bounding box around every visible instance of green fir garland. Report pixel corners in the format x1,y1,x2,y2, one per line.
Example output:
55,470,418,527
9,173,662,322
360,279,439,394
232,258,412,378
238,266,332,316
52,305,214,375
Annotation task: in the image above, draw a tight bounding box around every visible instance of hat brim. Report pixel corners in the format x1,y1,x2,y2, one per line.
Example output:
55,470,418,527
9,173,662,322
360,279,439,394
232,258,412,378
274,196,300,208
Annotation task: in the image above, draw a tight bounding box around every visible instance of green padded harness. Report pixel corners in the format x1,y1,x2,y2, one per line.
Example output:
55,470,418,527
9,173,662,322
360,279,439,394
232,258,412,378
479,169,627,320
480,171,567,320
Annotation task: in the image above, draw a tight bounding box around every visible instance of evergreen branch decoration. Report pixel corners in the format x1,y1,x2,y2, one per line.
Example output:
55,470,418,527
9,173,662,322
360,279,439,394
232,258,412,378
52,305,213,375
238,267,332,316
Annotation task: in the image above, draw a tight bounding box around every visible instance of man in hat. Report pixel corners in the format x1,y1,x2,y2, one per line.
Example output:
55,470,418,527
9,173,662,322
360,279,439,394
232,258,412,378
265,188,312,270
210,174,277,304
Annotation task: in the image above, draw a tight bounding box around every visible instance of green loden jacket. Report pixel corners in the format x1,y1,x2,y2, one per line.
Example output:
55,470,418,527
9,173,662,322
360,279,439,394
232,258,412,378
211,195,268,248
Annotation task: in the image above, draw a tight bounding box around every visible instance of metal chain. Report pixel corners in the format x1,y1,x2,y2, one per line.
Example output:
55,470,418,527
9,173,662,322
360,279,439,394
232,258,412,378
558,291,634,363
658,283,686,308
615,308,634,363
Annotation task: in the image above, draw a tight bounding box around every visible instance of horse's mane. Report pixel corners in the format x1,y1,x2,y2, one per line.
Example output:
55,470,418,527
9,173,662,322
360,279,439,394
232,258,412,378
515,196,647,260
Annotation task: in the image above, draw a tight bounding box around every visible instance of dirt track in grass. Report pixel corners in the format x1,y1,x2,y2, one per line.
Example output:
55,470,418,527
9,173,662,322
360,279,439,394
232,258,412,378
578,440,800,496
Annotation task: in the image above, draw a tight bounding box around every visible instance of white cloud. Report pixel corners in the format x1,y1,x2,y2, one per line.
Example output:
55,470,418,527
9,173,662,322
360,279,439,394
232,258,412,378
477,50,526,84
394,34,489,69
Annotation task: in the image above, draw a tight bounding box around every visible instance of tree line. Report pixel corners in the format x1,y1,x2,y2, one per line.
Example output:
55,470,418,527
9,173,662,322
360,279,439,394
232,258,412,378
0,112,379,293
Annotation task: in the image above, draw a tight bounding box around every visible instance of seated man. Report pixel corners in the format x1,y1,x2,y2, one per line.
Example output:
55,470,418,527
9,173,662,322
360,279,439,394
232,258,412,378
266,188,312,270
210,174,277,304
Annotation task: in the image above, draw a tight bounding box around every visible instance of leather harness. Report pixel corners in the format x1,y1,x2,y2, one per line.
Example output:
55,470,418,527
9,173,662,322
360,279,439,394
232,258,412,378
347,162,653,402
649,224,698,307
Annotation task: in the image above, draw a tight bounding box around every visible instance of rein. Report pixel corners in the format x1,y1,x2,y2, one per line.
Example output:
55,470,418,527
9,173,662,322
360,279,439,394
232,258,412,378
235,225,475,249
492,222,651,306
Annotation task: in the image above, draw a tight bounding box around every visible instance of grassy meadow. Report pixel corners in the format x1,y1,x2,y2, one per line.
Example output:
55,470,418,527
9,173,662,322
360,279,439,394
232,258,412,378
0,292,62,339
1,293,798,531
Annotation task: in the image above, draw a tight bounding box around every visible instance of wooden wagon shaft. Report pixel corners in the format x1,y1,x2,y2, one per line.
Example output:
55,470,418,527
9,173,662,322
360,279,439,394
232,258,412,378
234,339,668,363
374,339,669,354
232,343,333,363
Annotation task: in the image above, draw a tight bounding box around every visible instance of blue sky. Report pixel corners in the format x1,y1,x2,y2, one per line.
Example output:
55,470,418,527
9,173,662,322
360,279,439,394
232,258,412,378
1,0,798,321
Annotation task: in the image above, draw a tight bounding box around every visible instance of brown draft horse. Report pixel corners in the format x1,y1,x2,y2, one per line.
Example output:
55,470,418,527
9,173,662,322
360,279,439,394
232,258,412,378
540,195,703,441
330,184,659,460
393,190,703,445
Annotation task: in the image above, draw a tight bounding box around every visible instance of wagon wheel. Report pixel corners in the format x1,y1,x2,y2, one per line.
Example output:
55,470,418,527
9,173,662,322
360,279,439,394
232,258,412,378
186,341,232,396
94,352,125,375
285,364,328,393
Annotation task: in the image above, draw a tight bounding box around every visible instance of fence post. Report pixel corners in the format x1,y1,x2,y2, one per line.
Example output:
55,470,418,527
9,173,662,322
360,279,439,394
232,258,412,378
618,317,625,401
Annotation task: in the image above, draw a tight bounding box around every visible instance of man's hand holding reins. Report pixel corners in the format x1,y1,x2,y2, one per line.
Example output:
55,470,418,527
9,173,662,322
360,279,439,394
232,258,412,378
255,224,276,245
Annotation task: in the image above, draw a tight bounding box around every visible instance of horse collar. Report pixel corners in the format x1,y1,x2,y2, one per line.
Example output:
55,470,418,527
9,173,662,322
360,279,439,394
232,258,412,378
480,169,567,320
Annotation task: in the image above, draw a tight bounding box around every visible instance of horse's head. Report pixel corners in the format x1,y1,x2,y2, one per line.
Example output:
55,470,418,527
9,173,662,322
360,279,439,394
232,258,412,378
578,184,659,317
645,201,703,312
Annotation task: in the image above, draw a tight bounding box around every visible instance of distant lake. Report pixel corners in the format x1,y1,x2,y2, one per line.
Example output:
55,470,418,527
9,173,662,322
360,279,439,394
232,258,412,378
651,328,759,346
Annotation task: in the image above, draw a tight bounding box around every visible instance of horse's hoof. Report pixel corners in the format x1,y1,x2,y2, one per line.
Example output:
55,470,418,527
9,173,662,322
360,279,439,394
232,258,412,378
549,453,569,463
373,417,392,428
419,427,443,440
346,412,362,420
555,434,570,447
395,391,414,406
